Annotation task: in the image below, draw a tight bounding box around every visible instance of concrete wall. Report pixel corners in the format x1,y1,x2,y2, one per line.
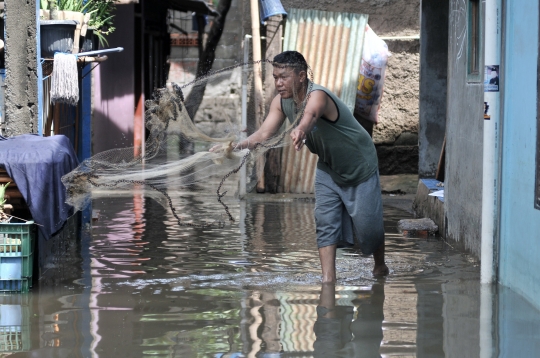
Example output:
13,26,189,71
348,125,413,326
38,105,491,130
3,0,38,136
92,5,136,154
418,0,448,178
280,0,419,36
444,0,484,256
375,38,420,175
498,1,540,311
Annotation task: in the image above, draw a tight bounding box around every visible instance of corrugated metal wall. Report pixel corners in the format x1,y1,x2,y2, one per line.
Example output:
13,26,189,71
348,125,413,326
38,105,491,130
280,9,368,193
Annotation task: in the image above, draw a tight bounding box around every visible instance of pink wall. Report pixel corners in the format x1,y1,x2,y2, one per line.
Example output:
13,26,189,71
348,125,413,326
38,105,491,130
93,4,136,154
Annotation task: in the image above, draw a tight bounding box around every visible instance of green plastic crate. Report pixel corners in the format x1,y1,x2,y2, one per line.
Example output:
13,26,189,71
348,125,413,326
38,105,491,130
0,222,35,257
0,256,32,279
0,279,29,293
0,222,35,292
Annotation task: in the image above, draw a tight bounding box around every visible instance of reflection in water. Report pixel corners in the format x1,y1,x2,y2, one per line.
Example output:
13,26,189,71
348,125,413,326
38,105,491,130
11,194,540,357
314,283,384,358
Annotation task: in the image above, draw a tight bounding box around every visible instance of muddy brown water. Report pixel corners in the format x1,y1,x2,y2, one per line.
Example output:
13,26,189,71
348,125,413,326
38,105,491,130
5,192,540,357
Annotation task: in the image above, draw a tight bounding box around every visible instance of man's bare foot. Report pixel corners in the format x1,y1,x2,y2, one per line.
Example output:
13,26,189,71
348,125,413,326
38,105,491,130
372,263,389,277
372,241,388,277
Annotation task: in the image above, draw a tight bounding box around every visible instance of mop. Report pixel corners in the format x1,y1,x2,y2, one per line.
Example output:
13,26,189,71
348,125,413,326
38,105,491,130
50,53,79,106
50,11,85,106
49,47,124,106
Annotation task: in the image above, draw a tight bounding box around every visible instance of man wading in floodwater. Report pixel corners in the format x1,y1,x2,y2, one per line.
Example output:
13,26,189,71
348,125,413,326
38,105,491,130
212,51,388,282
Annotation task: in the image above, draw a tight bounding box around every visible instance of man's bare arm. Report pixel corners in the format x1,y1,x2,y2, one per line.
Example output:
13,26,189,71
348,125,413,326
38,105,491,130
236,95,285,150
291,90,328,150
210,95,285,152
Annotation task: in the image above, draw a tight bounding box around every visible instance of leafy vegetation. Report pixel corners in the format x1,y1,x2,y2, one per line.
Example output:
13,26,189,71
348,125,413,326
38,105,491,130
83,0,116,46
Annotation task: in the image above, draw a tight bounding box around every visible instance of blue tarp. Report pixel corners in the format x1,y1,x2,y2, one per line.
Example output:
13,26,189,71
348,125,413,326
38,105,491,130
0,134,79,239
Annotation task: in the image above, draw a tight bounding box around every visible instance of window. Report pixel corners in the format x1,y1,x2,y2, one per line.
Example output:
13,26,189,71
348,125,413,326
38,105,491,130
467,0,482,81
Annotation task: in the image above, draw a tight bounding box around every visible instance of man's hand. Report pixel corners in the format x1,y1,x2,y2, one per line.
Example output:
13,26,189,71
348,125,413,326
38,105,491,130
209,143,225,153
290,128,306,151
209,141,236,158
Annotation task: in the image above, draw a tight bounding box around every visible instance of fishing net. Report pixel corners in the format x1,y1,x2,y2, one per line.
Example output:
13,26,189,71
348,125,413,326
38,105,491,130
62,60,314,228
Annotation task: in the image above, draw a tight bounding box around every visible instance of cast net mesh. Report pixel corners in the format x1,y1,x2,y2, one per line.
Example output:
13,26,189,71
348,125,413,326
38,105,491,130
62,60,313,228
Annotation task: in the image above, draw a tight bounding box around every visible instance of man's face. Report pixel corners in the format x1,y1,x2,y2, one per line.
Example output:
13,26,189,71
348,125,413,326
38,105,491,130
273,66,305,99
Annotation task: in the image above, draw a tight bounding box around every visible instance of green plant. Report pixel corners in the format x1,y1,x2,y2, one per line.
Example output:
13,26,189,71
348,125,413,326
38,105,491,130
62,0,85,11
40,0,56,11
0,182,8,208
0,182,9,222
41,0,86,12
85,0,116,47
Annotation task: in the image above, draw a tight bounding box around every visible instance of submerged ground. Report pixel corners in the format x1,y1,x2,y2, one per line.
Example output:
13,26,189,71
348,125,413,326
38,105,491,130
5,176,540,357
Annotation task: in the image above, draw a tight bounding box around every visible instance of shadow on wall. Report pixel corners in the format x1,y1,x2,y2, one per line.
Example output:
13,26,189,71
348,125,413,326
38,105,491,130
97,5,135,101
92,107,134,154
92,5,136,155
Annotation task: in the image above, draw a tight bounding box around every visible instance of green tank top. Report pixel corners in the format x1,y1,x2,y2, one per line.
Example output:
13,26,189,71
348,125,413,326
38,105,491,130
281,82,378,186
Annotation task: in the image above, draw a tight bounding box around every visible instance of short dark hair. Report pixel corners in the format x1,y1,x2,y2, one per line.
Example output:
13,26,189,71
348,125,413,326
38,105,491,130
273,51,308,73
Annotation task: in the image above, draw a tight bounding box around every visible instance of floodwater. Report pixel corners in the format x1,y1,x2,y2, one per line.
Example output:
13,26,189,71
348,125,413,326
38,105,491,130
5,190,540,357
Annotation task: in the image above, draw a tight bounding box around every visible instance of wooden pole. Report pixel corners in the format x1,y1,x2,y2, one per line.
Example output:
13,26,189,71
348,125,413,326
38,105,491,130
263,15,283,193
71,12,85,54
250,0,266,193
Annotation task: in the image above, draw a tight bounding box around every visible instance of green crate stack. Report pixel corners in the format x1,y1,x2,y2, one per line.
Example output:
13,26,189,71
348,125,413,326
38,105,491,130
0,222,35,293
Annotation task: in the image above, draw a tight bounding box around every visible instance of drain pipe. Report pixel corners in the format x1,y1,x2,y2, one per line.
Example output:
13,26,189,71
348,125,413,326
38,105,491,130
480,0,502,357
481,0,502,284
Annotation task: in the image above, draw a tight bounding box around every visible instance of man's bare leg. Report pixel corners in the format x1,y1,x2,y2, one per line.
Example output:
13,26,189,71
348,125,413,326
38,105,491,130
319,244,337,283
372,241,389,276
